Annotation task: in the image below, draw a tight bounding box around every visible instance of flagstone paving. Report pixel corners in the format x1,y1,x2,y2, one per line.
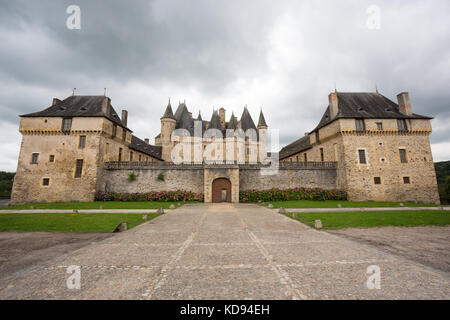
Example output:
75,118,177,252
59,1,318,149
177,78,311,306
0,203,449,300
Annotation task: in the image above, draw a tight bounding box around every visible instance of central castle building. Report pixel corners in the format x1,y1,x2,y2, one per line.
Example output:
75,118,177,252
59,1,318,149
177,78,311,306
10,91,440,204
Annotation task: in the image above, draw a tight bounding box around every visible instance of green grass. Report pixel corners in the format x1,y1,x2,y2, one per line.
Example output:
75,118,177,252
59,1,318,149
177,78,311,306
284,210,450,229
0,201,197,210
268,200,439,208
0,213,159,232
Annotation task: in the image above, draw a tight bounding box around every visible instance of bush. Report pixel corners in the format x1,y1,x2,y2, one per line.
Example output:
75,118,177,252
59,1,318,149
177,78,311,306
95,190,203,202
239,187,347,203
157,173,165,181
128,172,137,182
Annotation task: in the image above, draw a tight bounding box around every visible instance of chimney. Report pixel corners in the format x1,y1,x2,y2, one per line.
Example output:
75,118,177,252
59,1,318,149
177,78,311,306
102,97,111,114
328,92,339,119
219,107,226,129
121,110,128,127
144,138,149,144
52,98,61,106
397,92,412,115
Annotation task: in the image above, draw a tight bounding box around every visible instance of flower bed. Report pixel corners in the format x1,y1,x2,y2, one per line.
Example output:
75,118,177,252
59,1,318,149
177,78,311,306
95,190,203,202
239,187,347,202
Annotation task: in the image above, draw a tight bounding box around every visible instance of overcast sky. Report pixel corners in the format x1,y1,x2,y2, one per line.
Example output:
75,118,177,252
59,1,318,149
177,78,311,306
1,0,449,171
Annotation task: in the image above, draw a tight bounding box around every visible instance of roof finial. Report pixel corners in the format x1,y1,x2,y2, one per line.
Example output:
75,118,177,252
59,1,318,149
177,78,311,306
104,88,107,96
375,84,379,94
334,82,337,93
72,88,76,96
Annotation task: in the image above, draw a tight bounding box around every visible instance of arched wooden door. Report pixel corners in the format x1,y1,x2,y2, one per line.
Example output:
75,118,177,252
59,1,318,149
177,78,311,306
212,178,232,203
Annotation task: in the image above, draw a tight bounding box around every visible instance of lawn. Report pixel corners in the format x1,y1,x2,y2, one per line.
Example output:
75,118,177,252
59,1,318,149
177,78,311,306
0,201,197,210
284,210,450,229
269,200,439,208
0,212,159,232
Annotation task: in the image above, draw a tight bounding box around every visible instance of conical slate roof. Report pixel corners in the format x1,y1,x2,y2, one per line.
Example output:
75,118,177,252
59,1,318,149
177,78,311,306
227,112,238,129
208,110,222,130
258,109,268,128
161,100,175,120
197,111,202,121
239,107,257,131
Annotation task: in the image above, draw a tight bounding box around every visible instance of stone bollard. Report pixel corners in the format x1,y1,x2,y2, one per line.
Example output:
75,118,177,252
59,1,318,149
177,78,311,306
279,207,286,213
337,204,342,208
73,209,78,213
399,203,404,207
99,205,104,209
268,204,274,209
156,207,164,214
142,215,148,220
314,219,323,229
169,204,175,209
113,222,127,233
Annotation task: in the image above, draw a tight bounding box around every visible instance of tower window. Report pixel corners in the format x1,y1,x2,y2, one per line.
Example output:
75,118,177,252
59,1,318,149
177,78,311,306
304,153,307,162
399,148,407,163
403,177,411,184
118,148,122,162
315,131,320,144
358,149,367,164
397,119,408,132
112,124,117,138
31,153,39,164
374,177,381,184
130,152,134,161
49,155,55,162
122,129,126,141
376,122,383,130
75,159,83,178
356,119,366,132
42,178,50,186
79,136,86,148
320,148,324,162
62,118,72,133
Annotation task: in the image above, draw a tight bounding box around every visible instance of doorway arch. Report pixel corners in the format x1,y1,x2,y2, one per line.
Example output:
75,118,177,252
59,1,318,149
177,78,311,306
212,178,232,203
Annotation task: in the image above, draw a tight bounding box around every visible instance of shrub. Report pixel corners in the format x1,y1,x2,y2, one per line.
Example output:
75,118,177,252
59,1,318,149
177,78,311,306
157,172,165,181
128,172,137,182
239,187,347,203
95,190,203,202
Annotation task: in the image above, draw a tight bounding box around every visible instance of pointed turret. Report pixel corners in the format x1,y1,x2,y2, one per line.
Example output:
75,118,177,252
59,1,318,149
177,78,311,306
239,106,257,131
161,99,175,120
257,108,268,129
209,110,222,130
227,112,238,129
197,111,202,121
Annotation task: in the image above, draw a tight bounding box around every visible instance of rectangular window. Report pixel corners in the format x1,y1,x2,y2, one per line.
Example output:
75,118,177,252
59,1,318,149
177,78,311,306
130,152,133,161
304,153,307,162
397,119,408,132
403,177,410,184
49,155,55,162
118,148,122,162
356,119,366,132
112,124,117,138
376,122,383,130
42,178,50,186
358,149,367,164
139,155,142,162
122,129,126,141
75,159,83,178
31,153,39,164
79,135,86,148
315,131,320,144
399,148,407,163
374,177,381,185
62,118,72,133
296,155,299,162
320,148,324,162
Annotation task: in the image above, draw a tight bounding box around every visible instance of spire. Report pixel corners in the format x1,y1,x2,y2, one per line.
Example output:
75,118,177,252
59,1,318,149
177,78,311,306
257,108,268,128
197,110,202,121
209,110,222,130
161,99,175,120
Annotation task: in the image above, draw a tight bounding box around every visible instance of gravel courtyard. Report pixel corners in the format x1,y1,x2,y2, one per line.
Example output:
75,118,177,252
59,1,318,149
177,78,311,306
0,203,449,299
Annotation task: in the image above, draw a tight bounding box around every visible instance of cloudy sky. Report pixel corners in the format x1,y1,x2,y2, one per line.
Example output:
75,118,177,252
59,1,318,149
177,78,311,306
1,0,449,171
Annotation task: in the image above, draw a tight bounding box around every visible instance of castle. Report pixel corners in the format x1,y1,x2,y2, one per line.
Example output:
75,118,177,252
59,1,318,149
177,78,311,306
10,91,440,204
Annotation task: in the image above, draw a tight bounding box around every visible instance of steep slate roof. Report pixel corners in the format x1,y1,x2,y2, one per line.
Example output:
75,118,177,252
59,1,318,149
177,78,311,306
227,113,238,130
20,95,130,130
161,101,175,120
279,135,312,160
208,110,222,130
239,107,257,131
129,135,163,160
311,92,432,133
258,110,268,127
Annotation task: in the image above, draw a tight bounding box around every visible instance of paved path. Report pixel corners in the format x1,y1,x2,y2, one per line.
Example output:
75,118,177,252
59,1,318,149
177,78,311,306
0,203,449,299
0,206,447,214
